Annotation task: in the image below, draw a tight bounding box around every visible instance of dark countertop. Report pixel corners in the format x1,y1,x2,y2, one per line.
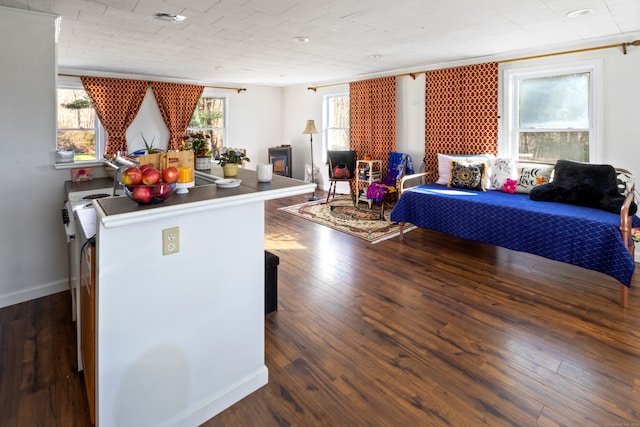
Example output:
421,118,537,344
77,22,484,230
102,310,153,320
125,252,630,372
64,177,116,198
91,167,313,218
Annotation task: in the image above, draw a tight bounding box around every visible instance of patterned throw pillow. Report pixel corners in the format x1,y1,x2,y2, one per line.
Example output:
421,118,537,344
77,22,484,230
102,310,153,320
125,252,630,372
616,170,635,196
490,157,516,190
448,160,486,191
515,166,554,194
437,153,493,189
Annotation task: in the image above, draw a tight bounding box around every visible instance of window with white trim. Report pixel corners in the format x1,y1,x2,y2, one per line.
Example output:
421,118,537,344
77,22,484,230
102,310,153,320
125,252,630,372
322,94,350,155
504,61,601,163
187,90,227,157
57,77,105,161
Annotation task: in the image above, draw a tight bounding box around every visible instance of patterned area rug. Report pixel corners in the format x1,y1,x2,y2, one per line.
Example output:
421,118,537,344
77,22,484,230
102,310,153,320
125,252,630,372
278,196,415,244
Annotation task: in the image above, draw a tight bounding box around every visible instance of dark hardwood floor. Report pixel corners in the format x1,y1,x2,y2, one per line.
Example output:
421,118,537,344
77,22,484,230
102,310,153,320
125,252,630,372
2,191,640,426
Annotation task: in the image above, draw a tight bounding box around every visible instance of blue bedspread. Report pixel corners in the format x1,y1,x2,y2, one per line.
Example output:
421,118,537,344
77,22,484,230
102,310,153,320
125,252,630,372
390,184,638,286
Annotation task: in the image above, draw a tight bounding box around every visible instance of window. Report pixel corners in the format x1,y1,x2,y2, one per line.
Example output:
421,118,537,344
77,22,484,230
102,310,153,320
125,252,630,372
323,94,350,154
503,61,601,163
57,78,104,161
187,92,226,157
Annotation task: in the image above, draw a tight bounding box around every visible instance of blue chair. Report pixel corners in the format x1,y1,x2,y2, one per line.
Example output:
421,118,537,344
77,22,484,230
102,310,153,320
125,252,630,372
365,152,414,218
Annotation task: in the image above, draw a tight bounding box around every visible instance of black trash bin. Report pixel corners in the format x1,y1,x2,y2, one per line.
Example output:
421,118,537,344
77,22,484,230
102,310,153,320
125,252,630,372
265,251,279,314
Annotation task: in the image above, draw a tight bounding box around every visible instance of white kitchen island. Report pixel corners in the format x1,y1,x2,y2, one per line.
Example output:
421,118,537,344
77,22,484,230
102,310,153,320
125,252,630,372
90,169,314,427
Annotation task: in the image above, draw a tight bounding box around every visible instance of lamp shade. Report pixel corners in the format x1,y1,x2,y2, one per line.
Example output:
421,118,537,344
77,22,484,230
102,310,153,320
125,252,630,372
301,119,318,134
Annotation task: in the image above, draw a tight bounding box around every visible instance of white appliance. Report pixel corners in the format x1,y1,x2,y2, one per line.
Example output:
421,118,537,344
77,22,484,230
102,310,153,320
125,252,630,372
61,157,137,369
62,186,112,370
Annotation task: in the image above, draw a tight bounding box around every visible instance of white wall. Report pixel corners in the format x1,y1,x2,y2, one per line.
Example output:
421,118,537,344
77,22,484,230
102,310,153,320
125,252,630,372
0,7,70,307
227,86,283,165
598,47,640,178
282,85,329,181
126,87,170,153
396,74,427,172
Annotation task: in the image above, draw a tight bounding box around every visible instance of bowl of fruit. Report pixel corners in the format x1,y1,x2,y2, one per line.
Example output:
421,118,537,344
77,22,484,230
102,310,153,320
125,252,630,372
120,165,179,205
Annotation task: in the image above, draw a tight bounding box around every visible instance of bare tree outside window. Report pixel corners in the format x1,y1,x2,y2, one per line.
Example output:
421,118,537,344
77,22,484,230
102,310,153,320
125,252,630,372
518,131,589,163
57,89,98,161
324,94,350,154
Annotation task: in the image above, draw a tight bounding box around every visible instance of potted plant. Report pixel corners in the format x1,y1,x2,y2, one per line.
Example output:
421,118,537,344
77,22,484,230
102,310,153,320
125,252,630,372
142,133,163,154
215,148,250,177
187,132,212,170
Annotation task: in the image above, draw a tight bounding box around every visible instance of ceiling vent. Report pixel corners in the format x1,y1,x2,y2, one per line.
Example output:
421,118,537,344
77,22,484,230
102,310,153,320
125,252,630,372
154,12,186,23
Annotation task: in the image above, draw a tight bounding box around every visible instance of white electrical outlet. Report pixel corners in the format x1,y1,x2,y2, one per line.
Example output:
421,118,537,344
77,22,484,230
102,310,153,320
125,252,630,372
162,227,180,255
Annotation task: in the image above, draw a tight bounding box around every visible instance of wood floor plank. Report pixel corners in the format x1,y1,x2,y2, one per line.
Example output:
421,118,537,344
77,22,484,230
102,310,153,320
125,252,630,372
0,304,26,427
16,387,56,427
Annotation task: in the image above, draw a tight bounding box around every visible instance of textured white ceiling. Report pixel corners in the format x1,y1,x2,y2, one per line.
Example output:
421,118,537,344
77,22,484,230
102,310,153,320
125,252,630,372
1,0,638,87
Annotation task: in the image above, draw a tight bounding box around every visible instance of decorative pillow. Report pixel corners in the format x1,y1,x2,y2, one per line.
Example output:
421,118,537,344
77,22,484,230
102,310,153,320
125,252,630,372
490,157,516,190
616,170,635,197
437,153,494,189
515,166,553,194
529,160,637,214
448,160,486,191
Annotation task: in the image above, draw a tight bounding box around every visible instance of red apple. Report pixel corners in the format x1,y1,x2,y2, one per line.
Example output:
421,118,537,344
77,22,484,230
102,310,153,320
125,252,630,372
121,167,142,185
131,186,153,203
162,167,179,184
141,167,161,185
139,163,153,172
155,183,173,199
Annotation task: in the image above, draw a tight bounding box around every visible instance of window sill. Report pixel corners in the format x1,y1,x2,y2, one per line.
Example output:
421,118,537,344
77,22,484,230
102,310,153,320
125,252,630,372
53,160,105,170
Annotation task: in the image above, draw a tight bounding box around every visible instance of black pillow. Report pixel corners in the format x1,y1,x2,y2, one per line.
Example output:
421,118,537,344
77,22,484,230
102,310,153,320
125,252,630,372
529,160,637,215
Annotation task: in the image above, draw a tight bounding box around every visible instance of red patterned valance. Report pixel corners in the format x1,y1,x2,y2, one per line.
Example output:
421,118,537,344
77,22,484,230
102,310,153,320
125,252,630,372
424,62,498,173
81,76,149,156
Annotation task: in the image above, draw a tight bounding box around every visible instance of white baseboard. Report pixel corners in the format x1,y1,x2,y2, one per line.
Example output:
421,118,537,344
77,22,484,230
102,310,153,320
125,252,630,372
0,280,68,309
152,366,268,427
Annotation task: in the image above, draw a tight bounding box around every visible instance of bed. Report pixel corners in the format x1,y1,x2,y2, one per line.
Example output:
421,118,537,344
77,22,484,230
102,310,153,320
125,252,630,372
390,174,638,307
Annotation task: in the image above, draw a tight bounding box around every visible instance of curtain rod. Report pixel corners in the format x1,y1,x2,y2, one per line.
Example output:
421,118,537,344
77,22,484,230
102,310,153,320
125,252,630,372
499,40,640,63
206,85,246,93
307,71,425,91
57,73,247,93
307,40,639,91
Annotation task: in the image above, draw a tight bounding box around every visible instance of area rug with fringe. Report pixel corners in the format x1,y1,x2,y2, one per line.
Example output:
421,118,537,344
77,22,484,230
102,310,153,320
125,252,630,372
278,196,415,244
